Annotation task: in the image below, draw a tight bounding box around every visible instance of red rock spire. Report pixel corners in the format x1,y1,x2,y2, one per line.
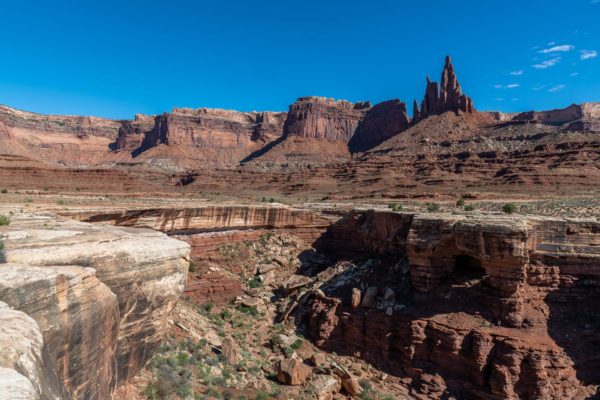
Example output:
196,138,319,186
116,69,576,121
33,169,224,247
415,56,475,124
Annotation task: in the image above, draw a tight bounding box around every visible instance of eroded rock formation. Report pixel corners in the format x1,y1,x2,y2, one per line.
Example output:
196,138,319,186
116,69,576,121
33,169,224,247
307,210,600,399
414,56,475,123
284,97,369,142
0,212,190,399
65,205,332,242
349,99,410,153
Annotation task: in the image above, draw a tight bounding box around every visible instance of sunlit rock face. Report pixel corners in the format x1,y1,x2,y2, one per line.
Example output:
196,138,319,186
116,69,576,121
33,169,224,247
0,212,190,399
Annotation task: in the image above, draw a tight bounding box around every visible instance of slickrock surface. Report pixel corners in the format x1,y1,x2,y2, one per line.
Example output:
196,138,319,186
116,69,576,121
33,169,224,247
307,210,600,399
0,212,190,399
0,301,68,400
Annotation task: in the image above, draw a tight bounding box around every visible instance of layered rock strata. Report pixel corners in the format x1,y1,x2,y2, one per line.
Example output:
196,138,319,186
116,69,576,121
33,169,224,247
0,212,190,399
307,210,600,398
67,205,332,242
283,97,369,142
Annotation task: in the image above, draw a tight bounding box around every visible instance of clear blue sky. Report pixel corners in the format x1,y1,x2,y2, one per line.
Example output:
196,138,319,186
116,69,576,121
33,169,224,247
1,0,598,119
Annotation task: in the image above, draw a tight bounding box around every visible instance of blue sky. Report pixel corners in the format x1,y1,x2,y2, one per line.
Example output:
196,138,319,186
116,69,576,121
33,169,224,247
0,0,598,119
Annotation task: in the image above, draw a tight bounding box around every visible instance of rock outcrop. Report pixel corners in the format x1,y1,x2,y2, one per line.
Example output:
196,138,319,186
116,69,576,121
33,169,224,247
414,56,475,123
283,97,369,142
65,205,332,242
118,108,287,155
307,210,600,399
0,301,68,400
348,99,410,153
0,212,190,399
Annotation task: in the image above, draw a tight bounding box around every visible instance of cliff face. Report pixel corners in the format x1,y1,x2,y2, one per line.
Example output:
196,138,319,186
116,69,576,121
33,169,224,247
308,210,600,399
0,212,190,399
64,205,332,242
117,108,287,155
283,97,369,142
0,105,122,166
349,99,410,153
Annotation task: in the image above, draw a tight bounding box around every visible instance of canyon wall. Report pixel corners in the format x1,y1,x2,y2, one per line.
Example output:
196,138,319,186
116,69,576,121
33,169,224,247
308,210,600,399
66,205,332,241
283,97,369,142
349,99,411,153
0,212,190,399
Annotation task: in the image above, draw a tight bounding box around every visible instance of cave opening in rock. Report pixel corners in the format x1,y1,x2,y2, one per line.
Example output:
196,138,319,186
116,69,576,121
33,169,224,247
453,254,485,282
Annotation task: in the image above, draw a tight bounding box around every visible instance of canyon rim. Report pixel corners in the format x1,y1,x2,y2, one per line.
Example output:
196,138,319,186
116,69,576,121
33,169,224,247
1,2,600,399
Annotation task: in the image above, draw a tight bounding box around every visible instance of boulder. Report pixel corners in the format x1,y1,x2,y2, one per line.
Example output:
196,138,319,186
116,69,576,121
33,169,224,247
277,358,312,386
309,374,341,400
221,338,239,365
361,287,377,307
351,288,361,309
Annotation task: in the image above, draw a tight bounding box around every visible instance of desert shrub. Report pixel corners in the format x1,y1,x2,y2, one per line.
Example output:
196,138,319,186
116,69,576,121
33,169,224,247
56,199,66,205
290,338,303,350
176,352,190,366
254,391,269,400
464,204,475,211
502,203,518,214
270,334,284,346
202,302,214,313
248,277,262,289
188,261,196,273
388,203,403,212
142,382,159,399
283,347,294,358
238,305,259,316
0,215,10,226
0,188,7,193
456,197,465,207
426,202,440,212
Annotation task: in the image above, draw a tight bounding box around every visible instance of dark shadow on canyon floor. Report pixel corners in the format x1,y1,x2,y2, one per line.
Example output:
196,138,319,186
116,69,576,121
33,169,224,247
546,281,600,397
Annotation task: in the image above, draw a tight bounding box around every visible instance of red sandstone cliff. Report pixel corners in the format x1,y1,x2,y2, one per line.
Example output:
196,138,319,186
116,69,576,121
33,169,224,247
306,210,600,399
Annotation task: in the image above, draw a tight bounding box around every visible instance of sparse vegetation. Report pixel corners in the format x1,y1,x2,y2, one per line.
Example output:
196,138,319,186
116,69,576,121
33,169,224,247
502,203,518,214
0,215,10,226
464,204,475,211
248,277,262,289
456,197,465,207
0,188,7,193
426,202,440,212
387,202,403,212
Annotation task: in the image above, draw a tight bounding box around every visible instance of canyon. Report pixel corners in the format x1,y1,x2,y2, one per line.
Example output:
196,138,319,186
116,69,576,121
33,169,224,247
0,55,599,400
0,57,597,201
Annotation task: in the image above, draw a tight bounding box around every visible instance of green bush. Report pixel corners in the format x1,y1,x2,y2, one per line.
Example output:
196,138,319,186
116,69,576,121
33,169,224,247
0,188,7,194
176,352,189,366
188,261,196,273
0,215,10,226
456,197,465,207
387,202,403,212
426,202,440,212
502,203,518,214
141,382,159,399
290,338,303,350
248,277,262,289
238,305,259,316
464,204,475,211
